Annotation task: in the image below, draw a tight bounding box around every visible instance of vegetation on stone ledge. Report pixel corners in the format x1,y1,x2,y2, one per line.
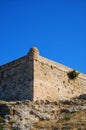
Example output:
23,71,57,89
67,70,79,80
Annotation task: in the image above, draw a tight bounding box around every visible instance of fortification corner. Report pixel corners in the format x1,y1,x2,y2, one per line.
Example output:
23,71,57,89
0,46,86,101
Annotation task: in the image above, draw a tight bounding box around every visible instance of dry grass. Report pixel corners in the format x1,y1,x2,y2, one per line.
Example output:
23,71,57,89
31,111,86,130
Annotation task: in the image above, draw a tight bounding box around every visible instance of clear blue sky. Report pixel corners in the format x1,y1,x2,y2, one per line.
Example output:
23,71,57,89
0,0,86,74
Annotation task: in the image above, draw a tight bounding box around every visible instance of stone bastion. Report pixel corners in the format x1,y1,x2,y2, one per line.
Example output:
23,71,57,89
0,47,86,101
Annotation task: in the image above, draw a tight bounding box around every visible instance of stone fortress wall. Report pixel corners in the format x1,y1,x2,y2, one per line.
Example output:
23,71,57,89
0,55,34,101
34,54,86,101
0,47,86,101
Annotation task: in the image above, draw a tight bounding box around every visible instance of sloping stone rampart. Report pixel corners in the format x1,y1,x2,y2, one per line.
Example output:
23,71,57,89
0,47,86,101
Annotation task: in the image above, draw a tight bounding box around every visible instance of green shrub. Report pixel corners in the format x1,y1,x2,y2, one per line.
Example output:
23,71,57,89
0,116,4,122
63,114,71,121
12,128,16,130
53,101,58,105
67,70,79,80
0,124,3,130
9,120,16,125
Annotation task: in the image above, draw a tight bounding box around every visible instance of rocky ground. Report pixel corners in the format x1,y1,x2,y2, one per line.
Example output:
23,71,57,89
0,94,86,130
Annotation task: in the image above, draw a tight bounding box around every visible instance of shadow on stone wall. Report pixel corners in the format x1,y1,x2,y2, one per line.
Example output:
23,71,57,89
0,56,34,101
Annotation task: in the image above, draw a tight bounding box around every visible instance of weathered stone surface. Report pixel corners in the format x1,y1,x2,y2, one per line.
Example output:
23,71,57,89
0,97,86,130
0,47,86,101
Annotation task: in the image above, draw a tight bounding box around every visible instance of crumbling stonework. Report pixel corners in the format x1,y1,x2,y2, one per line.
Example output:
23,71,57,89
0,47,86,101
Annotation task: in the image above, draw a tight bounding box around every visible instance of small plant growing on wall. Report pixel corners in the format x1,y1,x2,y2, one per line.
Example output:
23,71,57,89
67,70,79,80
